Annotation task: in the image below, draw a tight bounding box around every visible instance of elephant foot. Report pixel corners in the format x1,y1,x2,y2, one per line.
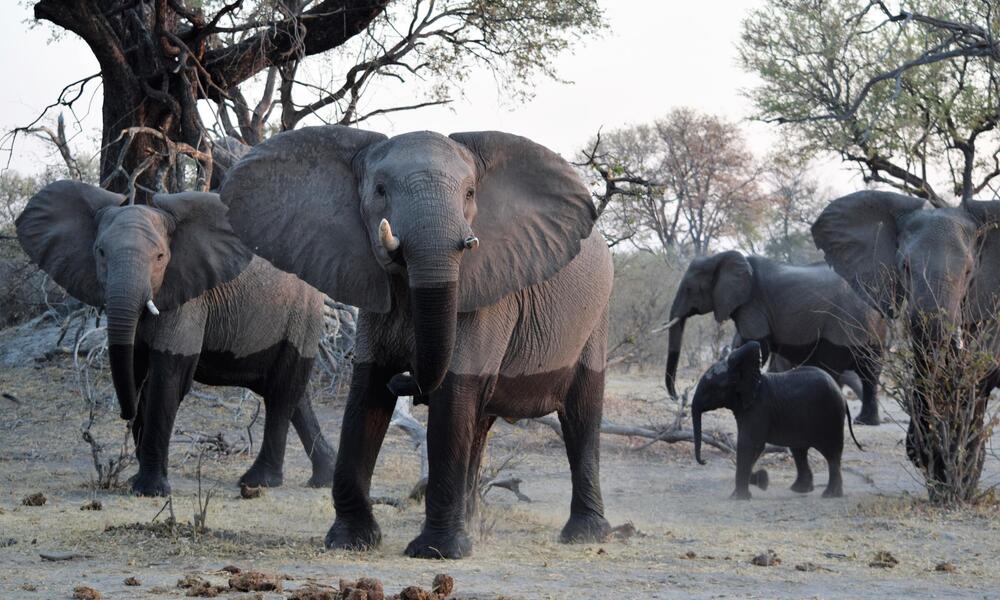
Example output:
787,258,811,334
306,461,335,488
239,464,284,488
853,409,880,426
325,514,382,551
750,469,769,491
131,470,171,497
790,479,814,494
822,484,844,498
404,529,472,559
559,512,611,544
730,488,752,500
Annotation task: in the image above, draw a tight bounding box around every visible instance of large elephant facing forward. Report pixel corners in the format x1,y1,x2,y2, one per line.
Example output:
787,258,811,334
812,191,1000,481
664,253,886,424
16,182,335,496
221,126,613,559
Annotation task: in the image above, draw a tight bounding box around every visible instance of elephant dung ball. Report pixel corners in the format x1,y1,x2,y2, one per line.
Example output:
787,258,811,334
21,492,46,506
432,574,454,596
123,577,141,586
228,571,281,592
72,586,102,600
750,550,781,567
239,484,264,499
398,586,429,600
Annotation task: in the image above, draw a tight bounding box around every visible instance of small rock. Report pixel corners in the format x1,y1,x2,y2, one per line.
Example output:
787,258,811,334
73,586,101,600
751,550,781,567
221,565,241,574
81,500,102,511
680,550,697,559
432,574,454,596
21,493,46,507
239,484,264,499
229,571,281,592
935,561,957,573
124,576,141,586
596,547,607,555
398,586,429,600
869,550,899,569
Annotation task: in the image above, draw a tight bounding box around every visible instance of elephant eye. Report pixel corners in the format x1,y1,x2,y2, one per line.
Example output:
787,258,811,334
375,183,387,197
98,248,105,257
465,189,475,200
157,253,165,262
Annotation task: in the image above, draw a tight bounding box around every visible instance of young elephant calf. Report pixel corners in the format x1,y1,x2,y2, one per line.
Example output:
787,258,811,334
691,341,862,499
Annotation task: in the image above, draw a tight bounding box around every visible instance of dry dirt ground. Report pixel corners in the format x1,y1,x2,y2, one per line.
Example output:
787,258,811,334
2,355,1000,599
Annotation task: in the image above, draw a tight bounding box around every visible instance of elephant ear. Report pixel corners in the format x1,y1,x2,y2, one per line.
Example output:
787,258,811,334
812,191,925,317
964,199,1000,323
712,251,753,323
727,340,762,410
152,191,253,311
220,125,392,312
15,180,124,307
449,131,597,311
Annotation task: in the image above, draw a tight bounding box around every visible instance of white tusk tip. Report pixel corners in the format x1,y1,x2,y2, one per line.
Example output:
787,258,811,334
146,300,160,316
379,218,400,251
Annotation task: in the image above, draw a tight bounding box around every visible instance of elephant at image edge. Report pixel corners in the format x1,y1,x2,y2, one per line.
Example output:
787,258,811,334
811,190,1000,480
221,125,613,559
664,252,887,424
16,181,336,497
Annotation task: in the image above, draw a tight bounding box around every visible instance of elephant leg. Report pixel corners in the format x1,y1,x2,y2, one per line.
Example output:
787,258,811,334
558,365,611,543
291,398,337,488
820,449,844,498
464,415,497,529
132,351,198,497
789,447,814,493
853,351,881,425
326,362,398,551
405,374,478,559
239,392,293,488
731,429,763,500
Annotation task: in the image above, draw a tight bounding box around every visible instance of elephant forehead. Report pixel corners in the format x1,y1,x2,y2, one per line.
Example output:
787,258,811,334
374,132,477,172
97,206,170,243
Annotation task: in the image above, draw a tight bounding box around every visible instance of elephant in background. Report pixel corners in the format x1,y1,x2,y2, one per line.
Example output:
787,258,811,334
221,125,613,559
812,190,1000,480
16,181,335,497
665,252,886,424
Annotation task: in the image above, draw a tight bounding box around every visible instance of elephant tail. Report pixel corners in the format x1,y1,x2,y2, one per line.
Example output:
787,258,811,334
845,401,864,451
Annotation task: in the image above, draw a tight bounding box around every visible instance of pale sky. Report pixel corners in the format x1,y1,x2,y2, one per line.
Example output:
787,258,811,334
0,1,860,192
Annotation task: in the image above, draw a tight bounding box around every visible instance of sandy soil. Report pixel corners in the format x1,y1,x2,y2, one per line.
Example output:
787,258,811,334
1,359,999,599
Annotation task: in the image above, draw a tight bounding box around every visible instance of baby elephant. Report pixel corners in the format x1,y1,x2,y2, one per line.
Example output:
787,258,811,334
691,341,862,499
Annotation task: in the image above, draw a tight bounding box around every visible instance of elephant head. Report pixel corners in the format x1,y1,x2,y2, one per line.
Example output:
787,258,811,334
691,341,762,464
16,181,252,420
220,126,596,397
811,191,1000,343
664,250,754,397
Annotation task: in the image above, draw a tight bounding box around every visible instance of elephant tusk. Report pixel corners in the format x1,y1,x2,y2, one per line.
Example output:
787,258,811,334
379,218,400,252
463,235,480,251
146,299,160,316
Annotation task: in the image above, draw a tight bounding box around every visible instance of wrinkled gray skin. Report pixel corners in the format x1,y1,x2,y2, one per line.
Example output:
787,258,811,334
665,252,886,424
812,190,1000,481
16,181,335,497
693,341,862,499
221,126,613,559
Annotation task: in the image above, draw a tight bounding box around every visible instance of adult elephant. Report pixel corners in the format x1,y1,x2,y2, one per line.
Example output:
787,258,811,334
221,126,613,559
16,181,336,496
811,191,1000,483
664,252,885,424
768,353,864,400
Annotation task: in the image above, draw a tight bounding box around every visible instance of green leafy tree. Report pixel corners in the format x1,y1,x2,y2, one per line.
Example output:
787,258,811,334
740,0,1000,205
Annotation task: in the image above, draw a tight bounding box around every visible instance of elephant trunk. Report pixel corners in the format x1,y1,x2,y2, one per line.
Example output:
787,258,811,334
692,407,706,465
408,282,458,395
665,317,687,398
105,255,152,421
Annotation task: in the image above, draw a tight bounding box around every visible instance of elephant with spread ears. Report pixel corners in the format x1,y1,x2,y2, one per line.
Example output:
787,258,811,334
664,252,886,424
221,125,614,559
16,181,336,497
812,190,1000,481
